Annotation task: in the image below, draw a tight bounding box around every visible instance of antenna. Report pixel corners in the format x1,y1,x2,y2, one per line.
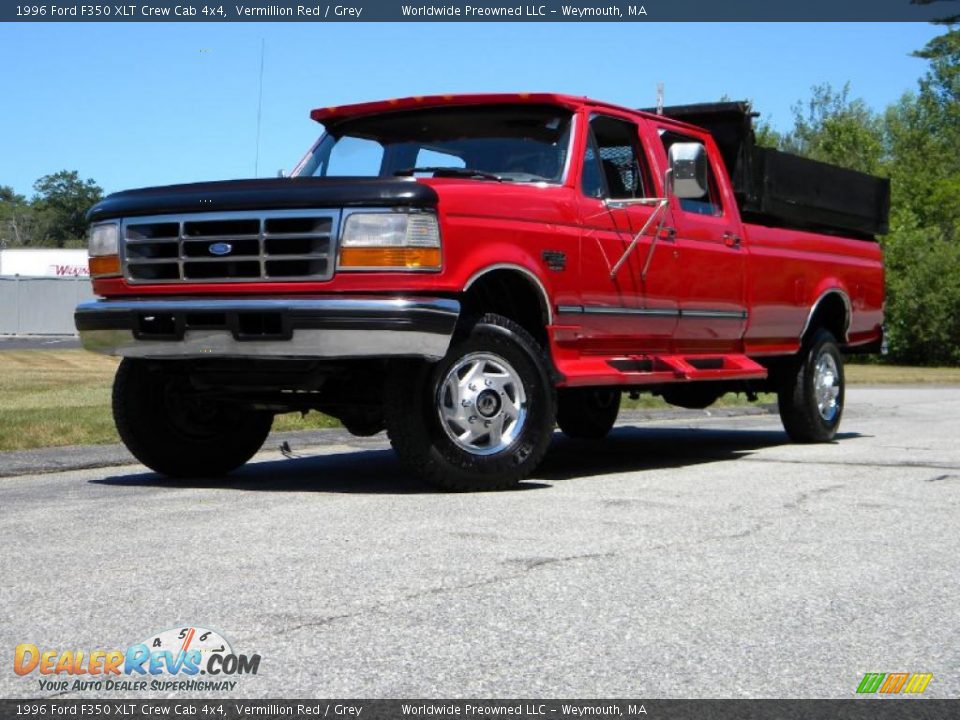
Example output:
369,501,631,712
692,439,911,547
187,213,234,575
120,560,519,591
656,82,664,115
254,38,265,177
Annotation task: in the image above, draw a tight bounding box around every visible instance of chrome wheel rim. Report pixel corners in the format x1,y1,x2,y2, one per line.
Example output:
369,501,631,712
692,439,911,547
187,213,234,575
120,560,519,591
437,352,527,456
814,352,841,422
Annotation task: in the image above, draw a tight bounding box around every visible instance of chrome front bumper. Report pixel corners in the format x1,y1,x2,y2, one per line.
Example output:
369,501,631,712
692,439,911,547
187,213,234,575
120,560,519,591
75,297,460,360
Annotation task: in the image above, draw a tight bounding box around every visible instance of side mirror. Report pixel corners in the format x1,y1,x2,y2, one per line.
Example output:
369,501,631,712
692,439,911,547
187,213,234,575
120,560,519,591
667,142,709,199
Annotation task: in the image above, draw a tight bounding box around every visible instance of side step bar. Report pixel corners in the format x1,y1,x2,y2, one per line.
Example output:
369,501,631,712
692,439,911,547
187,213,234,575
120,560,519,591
555,353,768,388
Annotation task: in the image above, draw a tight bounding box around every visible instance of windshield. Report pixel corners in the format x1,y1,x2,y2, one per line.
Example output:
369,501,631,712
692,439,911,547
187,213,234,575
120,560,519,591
295,104,573,183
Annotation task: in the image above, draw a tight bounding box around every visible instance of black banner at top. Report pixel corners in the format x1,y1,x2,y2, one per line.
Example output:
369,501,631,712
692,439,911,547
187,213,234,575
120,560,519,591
2,0,959,22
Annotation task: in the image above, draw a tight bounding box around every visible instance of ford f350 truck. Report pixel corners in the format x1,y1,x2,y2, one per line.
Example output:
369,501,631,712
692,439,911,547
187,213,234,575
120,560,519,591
75,93,887,491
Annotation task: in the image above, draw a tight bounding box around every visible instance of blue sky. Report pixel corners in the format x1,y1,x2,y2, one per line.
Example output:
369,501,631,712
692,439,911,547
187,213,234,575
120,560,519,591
0,22,942,197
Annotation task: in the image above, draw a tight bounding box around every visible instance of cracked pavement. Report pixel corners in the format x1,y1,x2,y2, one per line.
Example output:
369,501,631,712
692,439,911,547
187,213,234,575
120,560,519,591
1,386,958,698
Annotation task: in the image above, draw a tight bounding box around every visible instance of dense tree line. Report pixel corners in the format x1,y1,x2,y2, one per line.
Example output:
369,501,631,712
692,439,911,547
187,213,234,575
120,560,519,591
1,27,957,364
0,171,102,249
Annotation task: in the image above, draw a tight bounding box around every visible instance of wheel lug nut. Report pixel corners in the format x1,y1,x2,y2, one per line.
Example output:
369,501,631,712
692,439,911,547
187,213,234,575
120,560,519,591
468,415,478,424
469,383,477,391
461,399,471,407
485,379,493,387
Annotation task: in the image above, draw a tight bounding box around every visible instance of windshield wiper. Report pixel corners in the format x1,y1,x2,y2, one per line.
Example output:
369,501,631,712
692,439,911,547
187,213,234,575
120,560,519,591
394,167,505,182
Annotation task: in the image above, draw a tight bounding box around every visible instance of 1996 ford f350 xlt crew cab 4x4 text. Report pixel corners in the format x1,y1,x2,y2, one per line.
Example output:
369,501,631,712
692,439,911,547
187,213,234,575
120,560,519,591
76,93,887,491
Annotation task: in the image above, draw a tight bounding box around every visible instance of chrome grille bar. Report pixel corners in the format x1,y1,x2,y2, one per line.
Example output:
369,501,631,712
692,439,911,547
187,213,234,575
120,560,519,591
120,209,341,284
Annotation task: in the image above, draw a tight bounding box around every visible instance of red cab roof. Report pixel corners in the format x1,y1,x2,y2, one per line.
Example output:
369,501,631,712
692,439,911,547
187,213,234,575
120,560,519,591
309,92,657,125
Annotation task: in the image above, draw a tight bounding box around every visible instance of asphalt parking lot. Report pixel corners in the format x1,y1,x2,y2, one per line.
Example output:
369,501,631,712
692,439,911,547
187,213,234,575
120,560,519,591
1,386,958,699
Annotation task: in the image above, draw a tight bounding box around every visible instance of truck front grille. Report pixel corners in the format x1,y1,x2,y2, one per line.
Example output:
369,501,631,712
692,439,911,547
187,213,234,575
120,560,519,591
121,209,341,284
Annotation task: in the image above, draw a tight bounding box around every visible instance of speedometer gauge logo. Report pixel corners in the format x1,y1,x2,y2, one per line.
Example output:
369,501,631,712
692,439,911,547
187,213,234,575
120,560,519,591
141,626,234,673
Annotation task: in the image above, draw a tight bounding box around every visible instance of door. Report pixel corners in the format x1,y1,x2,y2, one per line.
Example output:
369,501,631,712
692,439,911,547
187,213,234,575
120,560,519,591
655,128,747,354
574,114,679,355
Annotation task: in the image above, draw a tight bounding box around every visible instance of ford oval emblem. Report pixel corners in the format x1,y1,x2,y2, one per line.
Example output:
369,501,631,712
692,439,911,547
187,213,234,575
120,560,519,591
209,242,233,256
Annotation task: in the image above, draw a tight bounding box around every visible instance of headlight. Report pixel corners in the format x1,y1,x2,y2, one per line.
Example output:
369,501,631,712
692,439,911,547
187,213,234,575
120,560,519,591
89,222,119,256
339,212,441,271
88,222,121,277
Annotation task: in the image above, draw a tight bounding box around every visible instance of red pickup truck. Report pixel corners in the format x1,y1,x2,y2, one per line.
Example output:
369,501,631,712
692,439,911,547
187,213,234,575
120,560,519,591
76,93,886,491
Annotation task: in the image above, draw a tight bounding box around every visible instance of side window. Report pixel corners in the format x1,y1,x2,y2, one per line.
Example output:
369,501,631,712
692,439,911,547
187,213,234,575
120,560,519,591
581,116,651,200
581,137,605,199
659,130,723,216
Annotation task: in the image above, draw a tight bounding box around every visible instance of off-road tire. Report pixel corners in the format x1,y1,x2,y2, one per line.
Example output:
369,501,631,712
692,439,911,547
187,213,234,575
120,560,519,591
557,388,621,439
384,313,556,492
113,358,273,478
777,328,845,443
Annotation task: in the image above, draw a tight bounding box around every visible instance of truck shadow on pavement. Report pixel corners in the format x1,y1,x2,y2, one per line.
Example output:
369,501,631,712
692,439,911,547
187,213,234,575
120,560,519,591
93,447,437,494
540,426,860,481
91,426,862,494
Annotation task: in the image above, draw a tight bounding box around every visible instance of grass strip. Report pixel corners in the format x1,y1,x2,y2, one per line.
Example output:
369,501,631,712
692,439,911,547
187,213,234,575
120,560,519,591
0,349,955,452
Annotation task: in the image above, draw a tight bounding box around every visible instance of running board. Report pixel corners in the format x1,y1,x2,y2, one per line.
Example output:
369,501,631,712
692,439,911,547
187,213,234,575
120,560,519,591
556,353,768,387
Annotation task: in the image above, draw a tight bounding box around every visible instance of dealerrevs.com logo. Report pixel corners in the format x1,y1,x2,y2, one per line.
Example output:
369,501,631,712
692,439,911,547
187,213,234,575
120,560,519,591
14,626,261,693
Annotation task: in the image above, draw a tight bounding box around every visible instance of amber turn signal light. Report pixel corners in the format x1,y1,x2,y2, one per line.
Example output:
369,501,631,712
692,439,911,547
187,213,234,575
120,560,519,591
89,254,121,278
339,247,441,270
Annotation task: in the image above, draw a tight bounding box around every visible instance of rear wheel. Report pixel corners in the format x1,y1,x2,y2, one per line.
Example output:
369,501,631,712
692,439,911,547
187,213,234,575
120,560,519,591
777,328,845,443
384,313,555,491
339,410,384,437
113,359,273,477
557,388,621,439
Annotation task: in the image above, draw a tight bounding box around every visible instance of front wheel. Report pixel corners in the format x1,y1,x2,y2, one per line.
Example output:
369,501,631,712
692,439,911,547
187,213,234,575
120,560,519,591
777,328,845,443
384,313,556,491
113,359,273,478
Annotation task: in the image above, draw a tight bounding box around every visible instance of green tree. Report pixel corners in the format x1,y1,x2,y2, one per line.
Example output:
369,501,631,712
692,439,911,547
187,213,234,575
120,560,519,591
31,171,103,248
0,185,39,248
883,220,960,365
0,186,24,204
780,82,884,174
880,25,960,364
752,119,782,149
913,24,960,105
895,26,960,238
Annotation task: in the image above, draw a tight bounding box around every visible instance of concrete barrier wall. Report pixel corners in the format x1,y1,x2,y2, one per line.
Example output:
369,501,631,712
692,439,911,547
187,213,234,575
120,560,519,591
0,277,96,335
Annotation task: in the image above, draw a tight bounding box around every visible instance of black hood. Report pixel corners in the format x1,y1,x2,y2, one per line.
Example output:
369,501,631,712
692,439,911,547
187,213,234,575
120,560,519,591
87,177,439,223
